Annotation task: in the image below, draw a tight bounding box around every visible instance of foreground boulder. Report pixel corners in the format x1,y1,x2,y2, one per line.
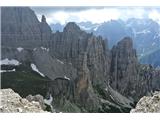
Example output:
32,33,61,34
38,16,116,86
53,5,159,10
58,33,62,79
0,88,47,113
26,94,46,110
131,91,160,113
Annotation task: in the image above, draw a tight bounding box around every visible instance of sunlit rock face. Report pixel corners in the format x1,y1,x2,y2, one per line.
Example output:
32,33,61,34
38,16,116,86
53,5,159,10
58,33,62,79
0,89,47,113
131,91,160,113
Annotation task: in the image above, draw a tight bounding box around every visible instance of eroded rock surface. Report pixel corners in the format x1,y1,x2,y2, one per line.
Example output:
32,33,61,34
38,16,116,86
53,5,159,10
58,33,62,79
131,91,160,113
0,89,47,113
110,37,154,100
26,94,46,110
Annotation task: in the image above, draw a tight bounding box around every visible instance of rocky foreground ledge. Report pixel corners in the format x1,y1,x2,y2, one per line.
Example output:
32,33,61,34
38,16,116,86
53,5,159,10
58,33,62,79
0,88,47,113
131,91,160,113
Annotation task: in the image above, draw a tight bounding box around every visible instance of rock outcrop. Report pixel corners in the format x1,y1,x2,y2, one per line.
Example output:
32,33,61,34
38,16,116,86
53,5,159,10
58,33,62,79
0,89,47,113
26,94,46,110
110,37,153,100
32,47,77,81
110,37,138,98
1,7,51,60
47,22,111,112
131,91,160,113
1,7,41,48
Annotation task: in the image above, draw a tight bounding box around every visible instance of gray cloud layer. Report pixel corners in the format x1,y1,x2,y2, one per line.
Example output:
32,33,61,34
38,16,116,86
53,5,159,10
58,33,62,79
31,7,160,24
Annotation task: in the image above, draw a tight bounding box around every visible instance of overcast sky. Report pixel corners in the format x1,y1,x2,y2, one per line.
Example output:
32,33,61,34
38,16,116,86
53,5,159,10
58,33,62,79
31,7,160,25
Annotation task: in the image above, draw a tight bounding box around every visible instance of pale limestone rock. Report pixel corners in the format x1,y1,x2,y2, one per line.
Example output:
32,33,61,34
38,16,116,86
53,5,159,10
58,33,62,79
131,91,160,113
0,88,48,113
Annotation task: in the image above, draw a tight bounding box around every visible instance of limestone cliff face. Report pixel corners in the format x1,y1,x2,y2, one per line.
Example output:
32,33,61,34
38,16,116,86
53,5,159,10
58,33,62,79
110,37,154,100
110,37,139,98
48,22,110,111
50,22,110,86
0,89,47,113
131,91,160,113
50,22,90,61
1,7,51,49
1,7,41,48
39,15,52,47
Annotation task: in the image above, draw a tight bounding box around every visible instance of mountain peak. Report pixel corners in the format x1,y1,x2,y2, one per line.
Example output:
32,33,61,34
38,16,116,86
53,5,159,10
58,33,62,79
41,15,46,23
63,22,81,32
117,37,133,49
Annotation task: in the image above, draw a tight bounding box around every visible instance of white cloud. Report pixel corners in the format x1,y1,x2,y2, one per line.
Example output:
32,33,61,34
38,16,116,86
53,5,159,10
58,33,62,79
149,10,160,24
1,0,160,6
121,8,147,20
50,11,69,24
76,8,121,24
44,8,121,24
35,8,160,25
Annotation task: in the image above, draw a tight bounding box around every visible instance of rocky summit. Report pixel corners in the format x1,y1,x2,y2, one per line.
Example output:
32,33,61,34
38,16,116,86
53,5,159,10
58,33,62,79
1,7,160,113
131,91,160,113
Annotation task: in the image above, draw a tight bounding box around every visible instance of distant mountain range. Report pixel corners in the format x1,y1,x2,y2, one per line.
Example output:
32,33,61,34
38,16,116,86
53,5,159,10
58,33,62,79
140,49,160,68
50,21,100,33
95,19,160,57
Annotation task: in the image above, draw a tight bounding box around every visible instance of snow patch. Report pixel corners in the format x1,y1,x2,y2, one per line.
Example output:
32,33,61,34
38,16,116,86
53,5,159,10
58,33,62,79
64,76,70,80
44,94,53,106
40,47,49,52
57,59,64,64
44,94,55,112
94,26,99,31
93,24,101,31
0,58,20,66
30,63,45,77
79,25,90,30
0,69,16,73
79,25,96,31
136,30,151,34
17,47,24,52
109,95,115,101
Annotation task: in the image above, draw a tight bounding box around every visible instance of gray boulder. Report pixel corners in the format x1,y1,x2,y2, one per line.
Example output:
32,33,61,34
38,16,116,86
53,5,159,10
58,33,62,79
131,91,160,113
0,88,47,113
26,94,46,110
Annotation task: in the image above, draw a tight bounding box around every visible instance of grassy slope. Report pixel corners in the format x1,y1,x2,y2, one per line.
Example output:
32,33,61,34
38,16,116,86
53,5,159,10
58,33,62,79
1,64,50,97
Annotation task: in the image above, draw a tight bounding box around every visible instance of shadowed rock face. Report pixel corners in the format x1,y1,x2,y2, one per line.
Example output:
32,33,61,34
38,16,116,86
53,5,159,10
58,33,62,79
1,7,51,49
48,23,110,112
110,37,155,100
1,7,41,48
1,7,158,112
110,37,139,99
